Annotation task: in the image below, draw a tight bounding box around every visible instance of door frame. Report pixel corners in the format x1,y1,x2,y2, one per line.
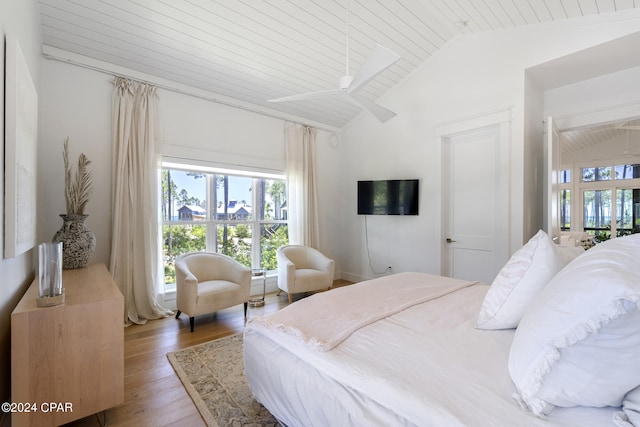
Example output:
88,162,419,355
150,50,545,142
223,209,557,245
435,108,513,278
544,116,561,242
549,103,640,240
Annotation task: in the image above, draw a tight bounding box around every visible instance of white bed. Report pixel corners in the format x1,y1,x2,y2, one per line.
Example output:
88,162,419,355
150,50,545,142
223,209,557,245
244,233,640,427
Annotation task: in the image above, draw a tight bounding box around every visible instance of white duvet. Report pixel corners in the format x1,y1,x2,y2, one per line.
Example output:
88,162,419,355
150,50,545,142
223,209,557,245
250,272,476,351
244,273,618,426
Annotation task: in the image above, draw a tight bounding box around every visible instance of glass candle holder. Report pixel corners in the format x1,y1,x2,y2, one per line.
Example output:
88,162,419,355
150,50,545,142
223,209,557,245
37,242,64,306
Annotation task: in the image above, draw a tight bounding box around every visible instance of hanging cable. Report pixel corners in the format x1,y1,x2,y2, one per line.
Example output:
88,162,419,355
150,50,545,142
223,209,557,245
364,215,392,275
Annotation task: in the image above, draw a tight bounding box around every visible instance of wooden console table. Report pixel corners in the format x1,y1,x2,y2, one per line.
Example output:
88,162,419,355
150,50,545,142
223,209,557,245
11,263,124,426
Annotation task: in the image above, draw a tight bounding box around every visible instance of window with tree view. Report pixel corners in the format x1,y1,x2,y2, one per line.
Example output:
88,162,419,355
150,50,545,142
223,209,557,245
161,165,288,290
578,163,640,242
560,169,571,230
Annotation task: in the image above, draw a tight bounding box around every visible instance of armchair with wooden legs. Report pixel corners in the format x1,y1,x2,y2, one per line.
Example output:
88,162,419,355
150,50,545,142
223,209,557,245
276,245,335,304
174,252,251,332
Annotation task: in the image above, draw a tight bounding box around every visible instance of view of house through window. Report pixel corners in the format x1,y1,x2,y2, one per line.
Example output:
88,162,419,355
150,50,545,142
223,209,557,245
160,164,288,291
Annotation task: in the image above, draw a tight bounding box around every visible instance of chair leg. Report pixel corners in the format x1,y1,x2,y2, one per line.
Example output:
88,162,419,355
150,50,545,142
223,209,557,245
276,289,282,296
189,317,195,333
175,310,181,319
288,293,293,304
244,302,248,318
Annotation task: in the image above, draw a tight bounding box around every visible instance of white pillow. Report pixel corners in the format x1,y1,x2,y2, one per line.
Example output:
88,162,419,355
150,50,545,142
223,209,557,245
508,234,640,416
476,230,582,330
614,385,640,427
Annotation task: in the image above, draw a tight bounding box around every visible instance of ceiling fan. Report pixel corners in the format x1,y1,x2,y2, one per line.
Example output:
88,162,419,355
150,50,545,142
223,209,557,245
585,121,640,133
622,128,640,157
579,121,640,157
268,1,401,123
607,123,640,132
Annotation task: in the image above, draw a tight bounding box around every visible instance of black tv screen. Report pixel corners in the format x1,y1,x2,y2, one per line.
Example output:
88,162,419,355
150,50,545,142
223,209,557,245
357,179,419,215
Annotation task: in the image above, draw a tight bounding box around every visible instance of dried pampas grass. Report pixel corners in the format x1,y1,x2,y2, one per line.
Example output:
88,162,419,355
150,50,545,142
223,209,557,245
63,137,94,215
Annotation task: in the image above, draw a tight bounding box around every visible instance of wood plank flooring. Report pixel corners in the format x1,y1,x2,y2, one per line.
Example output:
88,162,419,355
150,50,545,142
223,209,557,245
63,280,351,427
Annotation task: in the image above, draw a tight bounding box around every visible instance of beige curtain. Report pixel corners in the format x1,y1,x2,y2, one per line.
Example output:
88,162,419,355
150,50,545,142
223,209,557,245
285,123,319,247
111,77,172,325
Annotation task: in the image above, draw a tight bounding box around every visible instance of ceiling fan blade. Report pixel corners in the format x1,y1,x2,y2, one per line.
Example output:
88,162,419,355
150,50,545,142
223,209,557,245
347,44,400,94
349,93,397,123
581,125,640,134
268,89,344,103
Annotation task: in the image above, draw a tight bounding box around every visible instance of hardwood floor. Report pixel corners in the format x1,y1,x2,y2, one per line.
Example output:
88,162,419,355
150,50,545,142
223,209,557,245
63,279,351,427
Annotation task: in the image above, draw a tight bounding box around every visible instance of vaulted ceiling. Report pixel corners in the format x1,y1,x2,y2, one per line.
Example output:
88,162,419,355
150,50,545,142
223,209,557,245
561,118,640,159
38,0,640,131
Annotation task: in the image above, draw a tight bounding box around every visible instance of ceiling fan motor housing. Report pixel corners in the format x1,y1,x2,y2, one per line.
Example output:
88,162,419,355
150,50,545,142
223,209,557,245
340,75,354,90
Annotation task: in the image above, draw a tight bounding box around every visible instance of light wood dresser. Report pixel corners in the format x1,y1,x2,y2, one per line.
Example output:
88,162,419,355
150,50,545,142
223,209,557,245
11,263,124,426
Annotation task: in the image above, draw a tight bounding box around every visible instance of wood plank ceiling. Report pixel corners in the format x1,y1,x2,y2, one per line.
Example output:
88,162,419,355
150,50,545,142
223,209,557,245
561,119,640,159
38,0,640,133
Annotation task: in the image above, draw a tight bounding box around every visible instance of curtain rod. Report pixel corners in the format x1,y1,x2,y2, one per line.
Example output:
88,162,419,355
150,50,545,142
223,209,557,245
42,51,341,135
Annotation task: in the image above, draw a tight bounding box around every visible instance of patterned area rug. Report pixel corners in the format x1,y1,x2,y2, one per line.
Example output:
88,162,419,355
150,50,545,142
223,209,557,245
167,333,279,426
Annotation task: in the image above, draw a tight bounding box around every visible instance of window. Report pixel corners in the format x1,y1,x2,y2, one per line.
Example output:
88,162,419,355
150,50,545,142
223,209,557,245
572,163,640,242
160,165,288,290
581,166,611,182
617,188,640,236
560,169,571,230
560,189,571,230
582,189,611,239
616,164,640,180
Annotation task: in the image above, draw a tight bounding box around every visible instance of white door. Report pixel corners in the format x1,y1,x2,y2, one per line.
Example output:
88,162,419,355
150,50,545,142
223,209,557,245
443,125,509,284
544,116,561,242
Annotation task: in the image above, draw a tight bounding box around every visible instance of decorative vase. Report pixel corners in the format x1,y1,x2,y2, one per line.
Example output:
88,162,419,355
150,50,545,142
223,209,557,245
52,214,96,269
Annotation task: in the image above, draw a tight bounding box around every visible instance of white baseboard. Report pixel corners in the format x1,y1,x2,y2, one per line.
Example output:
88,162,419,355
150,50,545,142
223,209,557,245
340,272,372,283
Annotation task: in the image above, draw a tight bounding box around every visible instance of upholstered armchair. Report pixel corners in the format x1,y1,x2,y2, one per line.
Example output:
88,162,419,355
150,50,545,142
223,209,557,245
276,245,335,304
174,252,251,332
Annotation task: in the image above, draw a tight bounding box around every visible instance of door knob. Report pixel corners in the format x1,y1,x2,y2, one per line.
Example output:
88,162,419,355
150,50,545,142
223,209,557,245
446,238,456,243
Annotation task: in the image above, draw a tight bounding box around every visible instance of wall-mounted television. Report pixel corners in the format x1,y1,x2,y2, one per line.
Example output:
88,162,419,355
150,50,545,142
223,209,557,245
357,179,419,215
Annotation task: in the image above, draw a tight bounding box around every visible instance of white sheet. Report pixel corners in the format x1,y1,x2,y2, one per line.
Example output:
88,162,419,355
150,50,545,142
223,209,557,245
244,277,619,426
251,272,476,351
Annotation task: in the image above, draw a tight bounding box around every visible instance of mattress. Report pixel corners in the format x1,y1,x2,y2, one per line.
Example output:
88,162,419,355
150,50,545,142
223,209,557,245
244,274,618,426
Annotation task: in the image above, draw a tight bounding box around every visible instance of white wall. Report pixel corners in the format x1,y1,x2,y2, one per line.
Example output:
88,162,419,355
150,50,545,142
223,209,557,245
12,3,640,421
546,65,640,125
523,74,545,238
545,65,640,167
0,0,41,413
335,11,640,282
36,9,640,291
38,60,113,265
38,58,341,275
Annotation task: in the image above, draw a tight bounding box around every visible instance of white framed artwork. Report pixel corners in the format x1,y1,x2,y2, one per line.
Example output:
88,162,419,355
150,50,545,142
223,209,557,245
4,35,37,258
